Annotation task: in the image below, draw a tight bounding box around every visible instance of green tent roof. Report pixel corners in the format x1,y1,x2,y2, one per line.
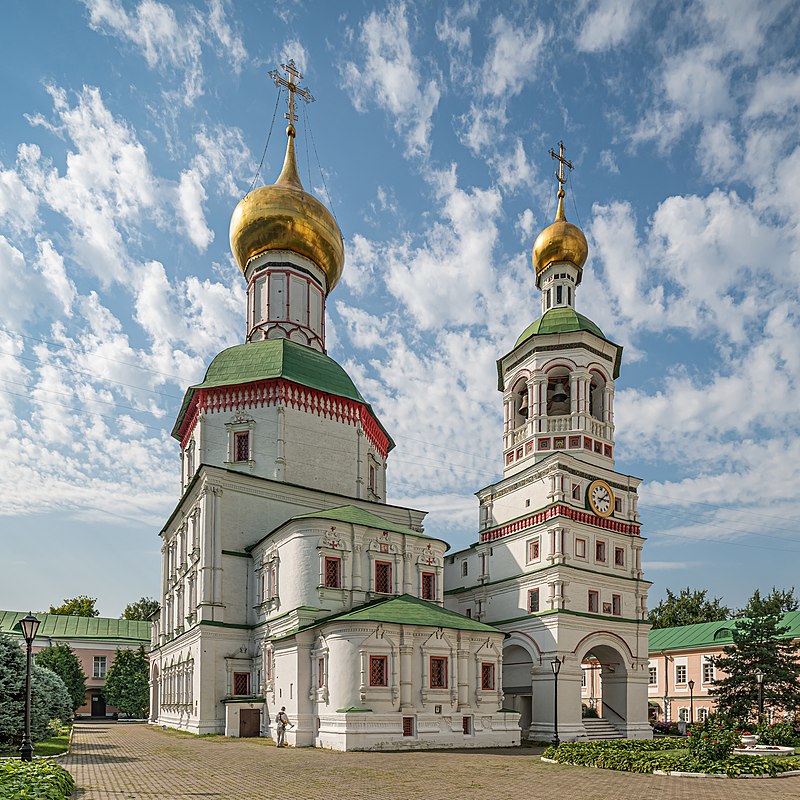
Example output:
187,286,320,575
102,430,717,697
0,611,151,643
648,611,800,652
312,594,500,633
172,339,393,449
515,307,606,347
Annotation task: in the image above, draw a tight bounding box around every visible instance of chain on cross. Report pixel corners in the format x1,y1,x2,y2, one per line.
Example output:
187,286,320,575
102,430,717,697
549,141,574,197
268,59,315,132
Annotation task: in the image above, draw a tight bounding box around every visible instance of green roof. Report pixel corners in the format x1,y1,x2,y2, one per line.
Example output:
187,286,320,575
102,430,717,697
0,611,151,643
515,307,606,347
648,611,800,652
314,594,501,633
172,339,393,449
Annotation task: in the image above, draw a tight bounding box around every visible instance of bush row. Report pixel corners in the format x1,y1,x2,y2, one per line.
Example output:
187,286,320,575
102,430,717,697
0,761,75,800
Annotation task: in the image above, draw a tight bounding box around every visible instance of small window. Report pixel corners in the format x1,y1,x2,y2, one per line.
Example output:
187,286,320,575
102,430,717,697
697,707,709,722
369,655,388,687
234,431,250,462
481,662,495,690
702,659,714,684
324,557,342,589
93,656,107,679
614,547,625,567
575,538,586,558
525,498,531,507
462,716,472,735
233,672,250,696
430,656,448,689
375,561,392,594
595,541,606,562
402,716,414,737
318,657,325,688
461,560,468,577
649,666,658,685
528,588,540,613
612,594,621,616
614,498,622,513
527,538,540,563
465,608,472,618
588,590,599,613
581,670,587,688
422,572,436,601
571,483,581,500
675,664,687,684
556,285,563,305
678,707,689,723
567,286,572,305
545,288,551,309
368,461,378,496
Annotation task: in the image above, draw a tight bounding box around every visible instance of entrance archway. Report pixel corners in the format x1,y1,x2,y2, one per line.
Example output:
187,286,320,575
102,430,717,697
575,635,632,734
502,641,534,738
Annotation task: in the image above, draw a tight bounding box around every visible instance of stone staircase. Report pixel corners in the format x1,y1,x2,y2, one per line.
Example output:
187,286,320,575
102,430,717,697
582,718,621,740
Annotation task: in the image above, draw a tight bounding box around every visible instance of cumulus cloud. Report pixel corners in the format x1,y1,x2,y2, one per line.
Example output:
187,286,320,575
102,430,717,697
577,0,644,53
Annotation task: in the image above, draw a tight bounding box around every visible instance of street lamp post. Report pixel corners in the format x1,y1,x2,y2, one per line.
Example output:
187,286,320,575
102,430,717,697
688,679,695,725
19,613,41,762
755,669,764,726
551,656,562,748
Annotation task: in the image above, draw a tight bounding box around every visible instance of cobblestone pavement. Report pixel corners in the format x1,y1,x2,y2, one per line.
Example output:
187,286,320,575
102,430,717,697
62,723,800,800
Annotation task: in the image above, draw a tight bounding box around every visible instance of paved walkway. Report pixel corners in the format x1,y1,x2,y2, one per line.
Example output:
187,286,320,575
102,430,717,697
62,723,800,800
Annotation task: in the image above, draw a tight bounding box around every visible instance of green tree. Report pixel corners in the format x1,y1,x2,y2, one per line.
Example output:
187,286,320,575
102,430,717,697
34,645,87,712
29,666,72,741
121,597,159,621
49,596,99,617
647,587,730,629
711,588,800,722
103,647,149,719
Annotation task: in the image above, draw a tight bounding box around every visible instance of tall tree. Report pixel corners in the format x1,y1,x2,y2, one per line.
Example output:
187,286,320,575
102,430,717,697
103,647,149,719
711,587,800,722
49,596,99,617
121,597,159,621
647,587,730,629
34,644,87,712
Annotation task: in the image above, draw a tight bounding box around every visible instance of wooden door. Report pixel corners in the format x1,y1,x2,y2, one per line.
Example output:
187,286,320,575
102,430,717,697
91,693,106,718
239,709,260,738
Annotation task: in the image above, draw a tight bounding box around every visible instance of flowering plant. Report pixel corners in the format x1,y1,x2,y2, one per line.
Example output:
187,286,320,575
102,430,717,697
688,714,740,763
757,721,794,746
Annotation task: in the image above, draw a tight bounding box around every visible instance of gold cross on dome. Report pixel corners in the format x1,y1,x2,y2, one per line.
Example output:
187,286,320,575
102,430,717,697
549,140,574,192
268,59,315,128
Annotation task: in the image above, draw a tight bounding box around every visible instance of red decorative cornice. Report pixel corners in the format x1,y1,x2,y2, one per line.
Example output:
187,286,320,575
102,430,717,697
177,379,390,458
479,503,640,543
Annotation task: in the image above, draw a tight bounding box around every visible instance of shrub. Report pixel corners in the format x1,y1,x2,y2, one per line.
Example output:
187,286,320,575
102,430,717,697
581,705,599,719
0,760,75,800
757,720,795,746
688,714,740,763
652,721,680,735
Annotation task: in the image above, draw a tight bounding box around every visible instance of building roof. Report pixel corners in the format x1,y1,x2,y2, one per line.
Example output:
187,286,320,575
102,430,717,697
0,611,151,644
514,307,606,347
171,339,394,450
312,594,500,634
648,611,800,652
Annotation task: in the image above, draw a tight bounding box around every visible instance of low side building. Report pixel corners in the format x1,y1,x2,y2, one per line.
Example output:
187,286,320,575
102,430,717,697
0,610,151,718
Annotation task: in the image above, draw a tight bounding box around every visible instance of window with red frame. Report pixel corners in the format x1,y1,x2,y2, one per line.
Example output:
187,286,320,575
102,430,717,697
481,662,495,690
324,557,341,589
588,590,599,613
430,656,448,689
421,572,436,600
233,672,250,696
595,541,606,562
318,657,325,688
528,588,540,613
234,431,250,462
614,547,625,567
375,561,392,593
462,716,472,735
402,717,414,736
369,655,388,686
612,594,622,616
527,538,540,562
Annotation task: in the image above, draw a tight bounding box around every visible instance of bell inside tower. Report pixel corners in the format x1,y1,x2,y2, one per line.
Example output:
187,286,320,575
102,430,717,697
547,371,571,416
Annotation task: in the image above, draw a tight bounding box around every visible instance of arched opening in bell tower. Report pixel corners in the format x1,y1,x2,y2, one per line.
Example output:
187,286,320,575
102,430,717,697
512,377,530,429
578,641,629,735
589,372,606,421
546,368,571,417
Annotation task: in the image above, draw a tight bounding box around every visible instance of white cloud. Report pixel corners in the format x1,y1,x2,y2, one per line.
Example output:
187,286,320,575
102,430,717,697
516,208,536,242
280,39,309,75
481,16,547,99
746,69,800,118
0,157,39,236
176,170,213,250
577,0,643,53
0,237,35,328
34,239,76,317
341,2,441,158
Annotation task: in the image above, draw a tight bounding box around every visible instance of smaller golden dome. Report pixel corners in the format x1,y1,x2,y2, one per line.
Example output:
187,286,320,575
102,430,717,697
229,126,344,293
532,190,588,287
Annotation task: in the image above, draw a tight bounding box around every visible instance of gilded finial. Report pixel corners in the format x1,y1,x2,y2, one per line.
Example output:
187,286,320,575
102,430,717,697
549,141,573,222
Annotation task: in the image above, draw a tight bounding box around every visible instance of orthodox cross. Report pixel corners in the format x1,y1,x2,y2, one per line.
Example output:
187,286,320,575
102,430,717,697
549,140,573,193
268,59,315,128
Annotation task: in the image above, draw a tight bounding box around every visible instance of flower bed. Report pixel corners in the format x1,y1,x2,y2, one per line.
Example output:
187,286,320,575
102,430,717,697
542,739,800,777
0,760,75,799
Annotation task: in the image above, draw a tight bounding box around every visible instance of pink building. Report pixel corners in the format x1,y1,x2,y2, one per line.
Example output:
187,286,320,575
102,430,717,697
582,612,800,725
0,610,151,717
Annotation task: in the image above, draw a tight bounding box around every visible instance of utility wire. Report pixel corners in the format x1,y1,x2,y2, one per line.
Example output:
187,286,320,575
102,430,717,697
247,86,282,195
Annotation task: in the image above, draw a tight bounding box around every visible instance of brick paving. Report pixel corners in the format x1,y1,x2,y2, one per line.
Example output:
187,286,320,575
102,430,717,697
62,723,800,800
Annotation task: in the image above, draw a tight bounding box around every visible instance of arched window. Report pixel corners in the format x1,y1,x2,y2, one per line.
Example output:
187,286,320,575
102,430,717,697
589,373,606,420
546,369,571,416
512,379,529,427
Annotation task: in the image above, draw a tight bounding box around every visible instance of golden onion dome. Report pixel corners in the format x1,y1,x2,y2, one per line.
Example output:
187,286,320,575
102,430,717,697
229,125,344,293
532,189,588,287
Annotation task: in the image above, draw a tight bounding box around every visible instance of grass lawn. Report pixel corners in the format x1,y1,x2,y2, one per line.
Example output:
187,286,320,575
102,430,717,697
0,733,71,758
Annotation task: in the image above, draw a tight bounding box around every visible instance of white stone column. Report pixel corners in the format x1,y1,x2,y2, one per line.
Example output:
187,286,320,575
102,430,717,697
457,645,470,709
399,641,413,709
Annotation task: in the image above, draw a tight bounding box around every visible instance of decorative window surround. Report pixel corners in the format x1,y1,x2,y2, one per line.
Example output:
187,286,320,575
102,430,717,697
224,414,256,467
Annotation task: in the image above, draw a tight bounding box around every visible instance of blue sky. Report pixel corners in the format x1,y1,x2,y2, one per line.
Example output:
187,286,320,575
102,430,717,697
1,0,799,617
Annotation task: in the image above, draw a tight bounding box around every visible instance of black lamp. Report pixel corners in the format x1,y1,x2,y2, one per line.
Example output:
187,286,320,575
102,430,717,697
19,613,40,762
551,656,562,747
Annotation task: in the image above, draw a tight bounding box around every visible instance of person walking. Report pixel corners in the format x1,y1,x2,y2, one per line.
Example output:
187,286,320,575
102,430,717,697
275,707,292,747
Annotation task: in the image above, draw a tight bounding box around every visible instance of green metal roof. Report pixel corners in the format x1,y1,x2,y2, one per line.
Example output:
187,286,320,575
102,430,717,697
0,611,151,643
291,505,435,540
648,611,800,652
171,339,393,450
515,307,606,347
314,594,501,633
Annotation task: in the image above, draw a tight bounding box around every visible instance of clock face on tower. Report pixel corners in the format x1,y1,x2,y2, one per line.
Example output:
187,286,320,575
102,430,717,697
587,479,614,517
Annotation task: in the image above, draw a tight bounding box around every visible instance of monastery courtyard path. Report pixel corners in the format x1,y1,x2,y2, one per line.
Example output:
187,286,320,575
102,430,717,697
63,722,800,800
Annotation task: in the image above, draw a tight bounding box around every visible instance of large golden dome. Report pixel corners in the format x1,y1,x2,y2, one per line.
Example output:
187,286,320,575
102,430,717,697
229,126,344,293
532,190,588,287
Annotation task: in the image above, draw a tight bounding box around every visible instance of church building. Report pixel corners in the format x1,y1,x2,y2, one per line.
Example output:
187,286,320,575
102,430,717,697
443,145,653,741
148,62,521,750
